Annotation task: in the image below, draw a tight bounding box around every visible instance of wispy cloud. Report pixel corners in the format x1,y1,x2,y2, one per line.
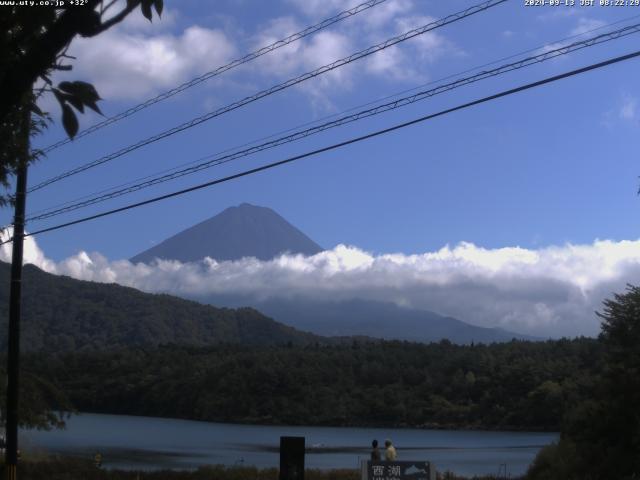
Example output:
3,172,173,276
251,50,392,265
569,17,606,36
536,8,579,22
285,0,363,18
3,231,639,339
249,19,355,109
602,93,639,127
45,0,459,112
619,94,638,121
535,16,608,56
248,0,459,109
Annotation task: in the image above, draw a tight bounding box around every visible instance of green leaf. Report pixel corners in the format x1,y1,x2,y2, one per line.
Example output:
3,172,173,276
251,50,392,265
57,81,74,94
153,0,163,17
52,88,65,105
84,100,103,116
64,94,85,114
141,0,153,21
30,103,45,118
58,81,101,102
76,9,102,37
61,104,79,139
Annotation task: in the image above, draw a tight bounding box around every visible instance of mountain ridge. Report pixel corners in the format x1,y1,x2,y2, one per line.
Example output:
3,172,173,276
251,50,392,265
196,294,539,344
0,261,326,352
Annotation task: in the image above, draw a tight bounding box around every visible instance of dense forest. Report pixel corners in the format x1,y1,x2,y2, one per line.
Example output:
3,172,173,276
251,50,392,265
17,337,601,432
0,262,323,351
525,285,640,480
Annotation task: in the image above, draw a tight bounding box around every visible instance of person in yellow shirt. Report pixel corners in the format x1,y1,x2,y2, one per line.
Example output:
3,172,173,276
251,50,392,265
384,439,397,461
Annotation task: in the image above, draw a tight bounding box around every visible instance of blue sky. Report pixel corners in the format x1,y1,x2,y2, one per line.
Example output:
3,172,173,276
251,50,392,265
1,0,640,337
8,0,638,260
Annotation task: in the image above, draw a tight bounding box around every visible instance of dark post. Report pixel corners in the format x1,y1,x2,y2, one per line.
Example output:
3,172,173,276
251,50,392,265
5,105,30,480
279,436,305,480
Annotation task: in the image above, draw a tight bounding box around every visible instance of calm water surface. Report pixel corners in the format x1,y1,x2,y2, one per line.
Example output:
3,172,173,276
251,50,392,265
21,413,557,477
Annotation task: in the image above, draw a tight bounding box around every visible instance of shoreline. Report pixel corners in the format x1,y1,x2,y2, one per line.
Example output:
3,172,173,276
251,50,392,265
57,411,560,434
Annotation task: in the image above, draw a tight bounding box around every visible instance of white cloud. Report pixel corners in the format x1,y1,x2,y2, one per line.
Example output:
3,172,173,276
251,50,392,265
250,18,355,108
0,228,57,273
4,234,640,338
570,17,606,36
357,0,414,30
61,23,236,100
359,12,459,83
602,94,639,128
366,45,411,78
250,1,457,108
286,0,363,18
286,0,413,28
42,0,460,114
619,95,638,121
304,30,353,68
251,17,354,77
250,16,304,76
537,9,579,22
41,0,458,114
536,16,607,56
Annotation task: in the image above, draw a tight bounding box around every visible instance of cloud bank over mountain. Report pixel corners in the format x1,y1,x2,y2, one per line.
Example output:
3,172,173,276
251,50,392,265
2,230,639,338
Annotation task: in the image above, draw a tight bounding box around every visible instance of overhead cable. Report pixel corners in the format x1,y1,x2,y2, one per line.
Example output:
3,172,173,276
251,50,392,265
25,22,640,223
28,0,508,193
40,0,391,154
25,12,640,220
4,48,637,244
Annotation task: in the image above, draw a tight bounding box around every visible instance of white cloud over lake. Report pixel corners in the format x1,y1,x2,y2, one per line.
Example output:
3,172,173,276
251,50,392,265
2,229,639,339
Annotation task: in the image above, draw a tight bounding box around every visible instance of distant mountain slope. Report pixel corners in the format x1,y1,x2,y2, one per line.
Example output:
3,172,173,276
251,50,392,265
130,203,323,264
0,262,322,352
267,298,538,344
198,295,537,344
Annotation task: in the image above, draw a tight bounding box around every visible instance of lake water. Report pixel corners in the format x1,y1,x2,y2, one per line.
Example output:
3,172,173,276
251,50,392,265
21,413,557,478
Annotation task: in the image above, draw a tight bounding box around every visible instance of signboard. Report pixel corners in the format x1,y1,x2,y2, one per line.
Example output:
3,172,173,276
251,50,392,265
362,461,436,480
280,436,305,480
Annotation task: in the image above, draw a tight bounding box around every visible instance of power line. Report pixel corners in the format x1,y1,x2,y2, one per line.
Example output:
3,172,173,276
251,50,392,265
25,12,640,221
5,48,637,245
24,22,640,223
39,0,391,154
28,0,508,194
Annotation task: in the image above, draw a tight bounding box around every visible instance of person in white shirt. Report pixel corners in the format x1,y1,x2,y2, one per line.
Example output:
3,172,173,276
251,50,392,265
384,439,397,461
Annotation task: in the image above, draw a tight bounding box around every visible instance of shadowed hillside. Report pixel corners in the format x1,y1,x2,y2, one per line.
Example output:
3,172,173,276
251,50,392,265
0,262,322,352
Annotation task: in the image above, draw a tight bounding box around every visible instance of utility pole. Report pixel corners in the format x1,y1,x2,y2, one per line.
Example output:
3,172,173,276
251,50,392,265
5,103,30,480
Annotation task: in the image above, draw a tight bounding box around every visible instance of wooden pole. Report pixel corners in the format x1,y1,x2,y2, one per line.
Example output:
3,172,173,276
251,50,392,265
5,104,30,480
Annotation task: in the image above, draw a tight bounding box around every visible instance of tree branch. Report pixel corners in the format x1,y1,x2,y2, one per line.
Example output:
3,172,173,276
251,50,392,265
0,0,142,122
92,1,140,35
101,0,120,16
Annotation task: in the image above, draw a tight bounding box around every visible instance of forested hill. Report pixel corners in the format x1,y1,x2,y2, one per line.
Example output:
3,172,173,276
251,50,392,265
24,338,603,431
0,262,322,352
